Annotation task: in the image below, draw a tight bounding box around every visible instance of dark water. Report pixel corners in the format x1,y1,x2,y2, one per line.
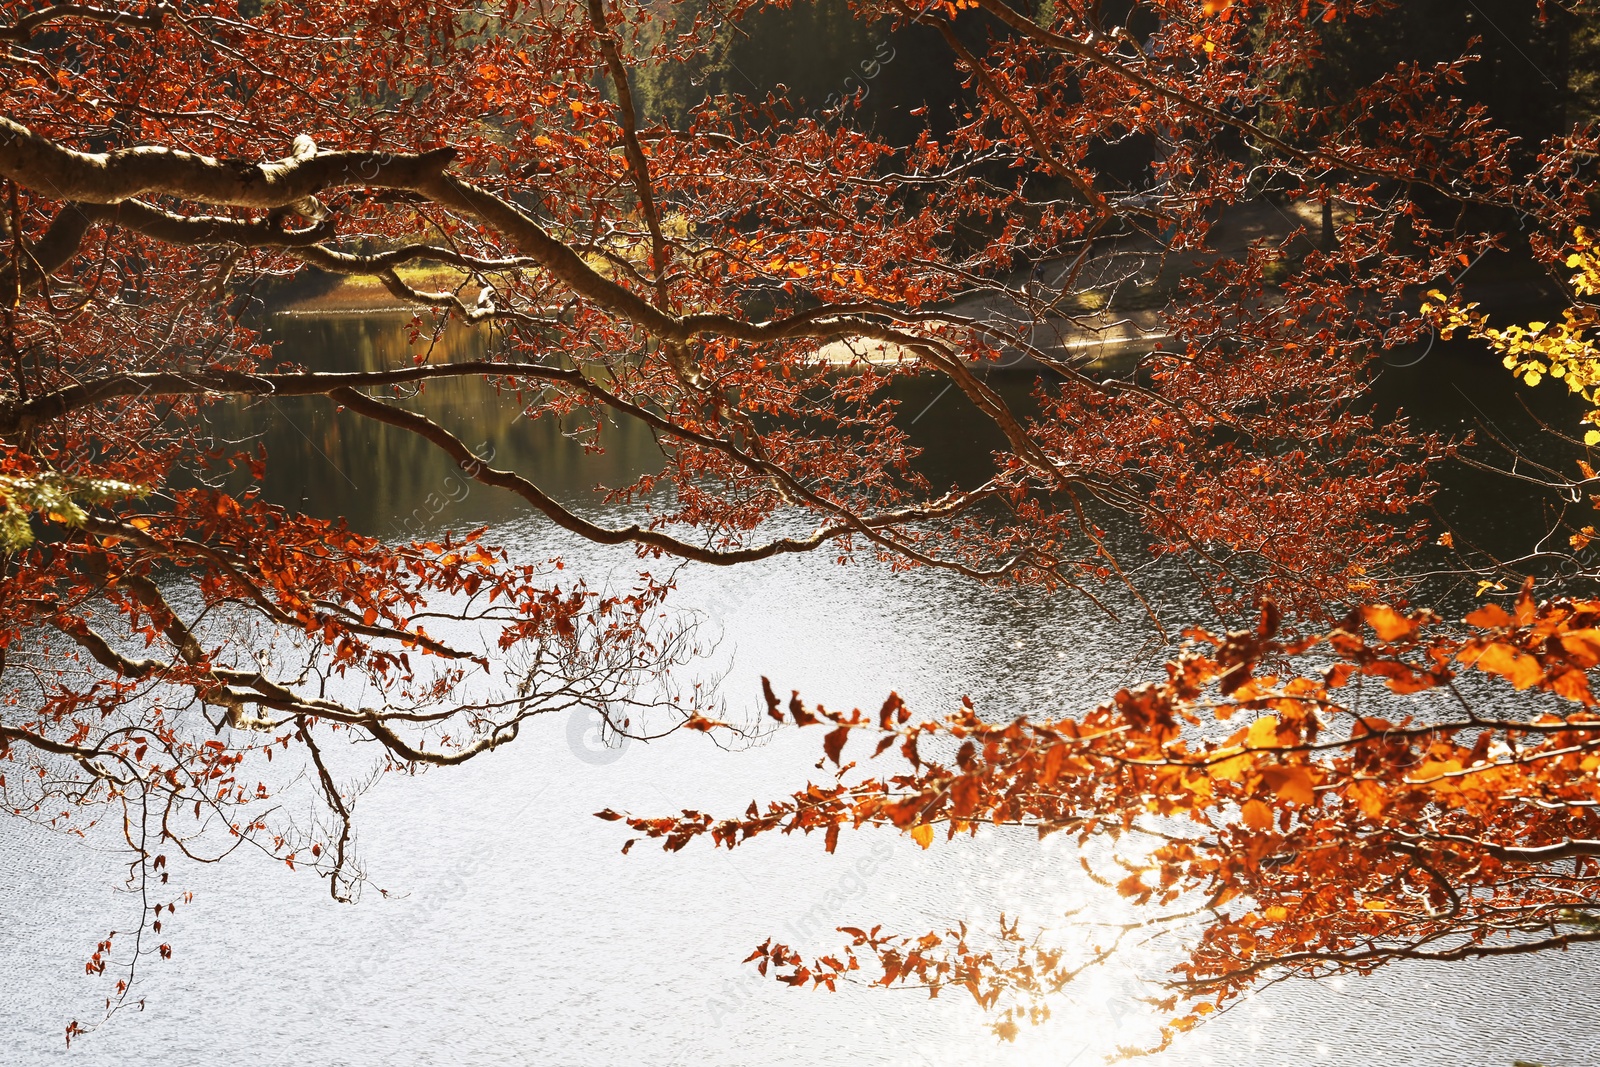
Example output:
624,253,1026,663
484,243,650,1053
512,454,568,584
3,312,1598,1067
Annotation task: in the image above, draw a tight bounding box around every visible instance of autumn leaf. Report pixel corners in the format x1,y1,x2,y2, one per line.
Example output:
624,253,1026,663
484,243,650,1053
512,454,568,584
1209,750,1253,781
1240,799,1274,830
1409,759,1463,789
1259,765,1317,807
1039,743,1068,786
1246,715,1281,749
822,726,850,766
949,775,980,818
1347,779,1387,818
1550,667,1596,705
1464,603,1514,628
1362,605,1416,642
1559,629,1600,668
1468,642,1544,689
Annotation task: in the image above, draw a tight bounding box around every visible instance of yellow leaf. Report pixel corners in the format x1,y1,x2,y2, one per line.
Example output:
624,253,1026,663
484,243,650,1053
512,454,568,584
1246,715,1280,749
1410,759,1463,788
910,824,934,849
1209,749,1252,781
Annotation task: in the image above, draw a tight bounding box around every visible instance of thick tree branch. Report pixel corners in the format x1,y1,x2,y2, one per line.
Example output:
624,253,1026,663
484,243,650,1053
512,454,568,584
0,116,456,208
0,203,91,292
78,198,335,248
0,2,163,44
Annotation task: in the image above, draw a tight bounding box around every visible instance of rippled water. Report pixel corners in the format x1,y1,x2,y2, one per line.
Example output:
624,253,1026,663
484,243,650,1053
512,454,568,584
4,315,1598,1067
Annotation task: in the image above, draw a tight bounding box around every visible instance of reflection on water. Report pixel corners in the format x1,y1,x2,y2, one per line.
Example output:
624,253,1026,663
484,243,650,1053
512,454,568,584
3,315,1599,1067
213,314,1021,541
233,313,1599,587
212,315,662,537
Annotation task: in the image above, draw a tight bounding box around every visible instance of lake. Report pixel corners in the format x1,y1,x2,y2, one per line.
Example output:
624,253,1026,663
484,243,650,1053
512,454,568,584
3,311,1597,1067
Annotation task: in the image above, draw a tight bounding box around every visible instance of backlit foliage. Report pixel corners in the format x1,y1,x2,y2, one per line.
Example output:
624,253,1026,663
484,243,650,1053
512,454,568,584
620,584,1600,1047
0,463,147,549
1,0,1598,1044
1428,228,1600,442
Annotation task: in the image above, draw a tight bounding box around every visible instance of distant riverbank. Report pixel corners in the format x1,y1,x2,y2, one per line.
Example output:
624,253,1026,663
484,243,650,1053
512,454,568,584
268,264,484,315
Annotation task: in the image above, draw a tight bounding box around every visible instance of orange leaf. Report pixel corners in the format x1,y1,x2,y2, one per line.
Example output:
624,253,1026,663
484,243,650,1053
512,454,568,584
1038,744,1067,786
822,726,849,766
1210,749,1252,781
1550,667,1596,705
1464,603,1514,628
1473,642,1544,689
910,824,934,849
1240,799,1274,830
1410,759,1463,789
1559,629,1600,668
1362,604,1416,642
949,775,980,818
1515,578,1538,625
1246,715,1280,749
1260,765,1317,807
1348,779,1387,818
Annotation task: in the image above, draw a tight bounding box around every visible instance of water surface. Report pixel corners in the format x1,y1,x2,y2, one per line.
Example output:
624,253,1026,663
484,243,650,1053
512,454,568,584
4,314,1597,1067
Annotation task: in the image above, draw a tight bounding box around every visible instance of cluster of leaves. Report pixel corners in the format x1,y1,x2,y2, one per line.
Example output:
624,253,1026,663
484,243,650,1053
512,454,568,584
613,582,1600,1048
1429,228,1600,440
0,459,147,550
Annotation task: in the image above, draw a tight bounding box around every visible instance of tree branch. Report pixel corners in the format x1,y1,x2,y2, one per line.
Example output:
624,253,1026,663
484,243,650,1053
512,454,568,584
0,2,163,44
0,116,456,208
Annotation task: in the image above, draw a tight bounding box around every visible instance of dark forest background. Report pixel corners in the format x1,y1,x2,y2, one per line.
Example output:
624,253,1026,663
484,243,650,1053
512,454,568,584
629,0,1600,173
